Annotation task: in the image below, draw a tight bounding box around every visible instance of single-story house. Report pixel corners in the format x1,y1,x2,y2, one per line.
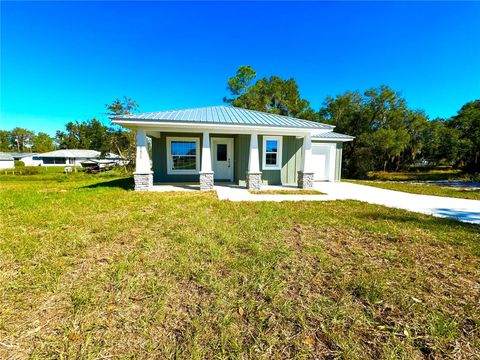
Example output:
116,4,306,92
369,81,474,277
111,105,353,191
33,149,124,166
9,152,42,166
0,152,15,169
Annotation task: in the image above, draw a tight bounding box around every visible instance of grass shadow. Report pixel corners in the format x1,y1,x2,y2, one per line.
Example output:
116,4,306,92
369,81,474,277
359,210,480,233
83,177,134,190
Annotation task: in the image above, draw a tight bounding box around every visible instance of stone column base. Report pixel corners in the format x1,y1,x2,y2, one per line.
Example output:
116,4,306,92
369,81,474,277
134,172,153,191
298,171,314,189
199,171,214,190
246,172,262,190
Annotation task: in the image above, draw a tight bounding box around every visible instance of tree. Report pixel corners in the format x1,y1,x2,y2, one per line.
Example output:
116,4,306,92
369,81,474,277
0,130,11,151
224,65,256,106
106,97,140,169
8,128,34,152
449,100,480,172
32,132,56,152
224,66,316,120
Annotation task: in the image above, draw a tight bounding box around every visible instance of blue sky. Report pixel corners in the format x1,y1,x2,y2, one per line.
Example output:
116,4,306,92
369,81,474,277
1,1,479,135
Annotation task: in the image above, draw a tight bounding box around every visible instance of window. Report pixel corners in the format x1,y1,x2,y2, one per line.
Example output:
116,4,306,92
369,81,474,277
42,157,66,165
216,144,227,161
167,137,200,174
262,136,282,170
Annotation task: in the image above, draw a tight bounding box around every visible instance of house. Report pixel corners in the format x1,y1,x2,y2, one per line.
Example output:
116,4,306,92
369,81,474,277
111,105,353,191
33,149,124,166
8,152,42,166
0,152,15,169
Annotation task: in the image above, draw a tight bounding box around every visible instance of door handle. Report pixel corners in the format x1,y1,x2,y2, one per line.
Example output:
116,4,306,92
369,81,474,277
228,158,231,168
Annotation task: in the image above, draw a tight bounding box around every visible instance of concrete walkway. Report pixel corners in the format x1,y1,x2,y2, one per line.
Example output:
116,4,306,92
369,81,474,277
215,182,480,225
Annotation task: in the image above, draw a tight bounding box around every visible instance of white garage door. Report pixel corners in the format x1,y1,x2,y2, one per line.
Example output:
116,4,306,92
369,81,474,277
312,143,334,181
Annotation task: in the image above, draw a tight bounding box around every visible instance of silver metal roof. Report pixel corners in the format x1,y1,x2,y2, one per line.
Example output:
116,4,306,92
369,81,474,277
312,132,354,141
0,152,14,161
39,149,121,159
112,105,334,130
8,152,39,159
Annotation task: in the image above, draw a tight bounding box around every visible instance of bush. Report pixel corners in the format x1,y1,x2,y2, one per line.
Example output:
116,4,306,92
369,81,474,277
14,160,25,167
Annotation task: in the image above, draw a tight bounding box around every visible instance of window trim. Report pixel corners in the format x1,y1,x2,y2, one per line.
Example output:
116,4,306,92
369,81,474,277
166,137,200,175
262,136,282,170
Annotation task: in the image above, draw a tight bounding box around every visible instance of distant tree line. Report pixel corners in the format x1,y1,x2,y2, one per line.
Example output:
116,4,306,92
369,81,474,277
225,66,480,177
0,98,138,167
1,67,478,177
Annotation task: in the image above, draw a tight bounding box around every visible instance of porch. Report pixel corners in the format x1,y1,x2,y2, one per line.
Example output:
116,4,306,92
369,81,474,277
134,129,319,191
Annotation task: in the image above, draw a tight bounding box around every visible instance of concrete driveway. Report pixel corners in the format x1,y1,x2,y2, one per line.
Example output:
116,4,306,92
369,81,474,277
314,182,480,225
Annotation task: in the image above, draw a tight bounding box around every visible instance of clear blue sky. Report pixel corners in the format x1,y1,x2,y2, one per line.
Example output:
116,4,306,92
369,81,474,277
1,1,479,135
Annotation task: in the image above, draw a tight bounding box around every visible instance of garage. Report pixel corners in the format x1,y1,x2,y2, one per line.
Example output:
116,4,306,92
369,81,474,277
311,143,335,181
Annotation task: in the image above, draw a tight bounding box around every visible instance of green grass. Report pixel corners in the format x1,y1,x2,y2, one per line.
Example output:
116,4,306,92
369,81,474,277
348,180,480,200
366,169,478,182
250,189,325,195
1,174,479,359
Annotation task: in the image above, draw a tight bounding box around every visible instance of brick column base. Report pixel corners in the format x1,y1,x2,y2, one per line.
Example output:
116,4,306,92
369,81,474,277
298,171,314,190
199,171,214,190
246,172,262,190
134,172,153,191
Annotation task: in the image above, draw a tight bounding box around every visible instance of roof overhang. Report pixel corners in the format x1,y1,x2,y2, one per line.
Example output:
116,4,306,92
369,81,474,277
112,119,333,136
312,137,354,142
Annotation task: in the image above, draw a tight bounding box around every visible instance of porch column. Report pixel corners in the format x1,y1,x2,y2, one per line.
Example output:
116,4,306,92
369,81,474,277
298,133,314,189
246,132,262,190
199,131,214,190
134,128,153,191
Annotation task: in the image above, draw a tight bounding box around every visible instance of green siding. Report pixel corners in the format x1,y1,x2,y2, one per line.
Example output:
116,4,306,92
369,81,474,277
258,135,303,186
152,133,305,186
152,132,203,183
335,142,343,181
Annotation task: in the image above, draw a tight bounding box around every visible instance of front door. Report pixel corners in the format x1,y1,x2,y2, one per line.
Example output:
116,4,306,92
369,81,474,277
211,138,234,181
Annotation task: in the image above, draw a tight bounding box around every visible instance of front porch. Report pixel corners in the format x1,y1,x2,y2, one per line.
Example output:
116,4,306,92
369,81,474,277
134,129,317,191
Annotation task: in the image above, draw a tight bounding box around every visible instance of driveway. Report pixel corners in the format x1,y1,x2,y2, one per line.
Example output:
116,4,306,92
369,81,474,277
314,182,480,225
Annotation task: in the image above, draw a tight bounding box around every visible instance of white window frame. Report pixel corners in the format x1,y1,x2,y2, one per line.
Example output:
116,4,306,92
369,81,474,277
166,137,200,175
262,135,282,170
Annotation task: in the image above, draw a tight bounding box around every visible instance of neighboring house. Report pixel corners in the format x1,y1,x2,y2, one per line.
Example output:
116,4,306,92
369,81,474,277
9,152,42,166
112,105,354,191
0,152,15,169
33,149,124,166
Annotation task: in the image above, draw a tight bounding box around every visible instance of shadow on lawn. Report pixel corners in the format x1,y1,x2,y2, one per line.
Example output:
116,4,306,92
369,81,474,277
83,177,134,190
359,210,479,232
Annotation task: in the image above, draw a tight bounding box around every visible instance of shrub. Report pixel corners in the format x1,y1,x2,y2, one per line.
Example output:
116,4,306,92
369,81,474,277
14,160,25,167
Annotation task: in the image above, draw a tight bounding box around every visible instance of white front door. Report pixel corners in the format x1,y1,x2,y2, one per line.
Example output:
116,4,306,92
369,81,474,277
211,138,234,181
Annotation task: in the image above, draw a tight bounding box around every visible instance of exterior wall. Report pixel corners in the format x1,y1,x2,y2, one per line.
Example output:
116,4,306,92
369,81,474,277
335,142,343,181
152,132,203,183
152,133,303,186
0,160,14,169
237,135,303,186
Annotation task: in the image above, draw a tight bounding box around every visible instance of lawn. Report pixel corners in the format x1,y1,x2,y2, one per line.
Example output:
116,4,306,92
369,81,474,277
1,173,479,359
347,180,480,200
250,189,325,195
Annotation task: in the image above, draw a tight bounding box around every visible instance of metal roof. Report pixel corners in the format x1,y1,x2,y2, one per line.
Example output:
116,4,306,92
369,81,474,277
112,105,334,130
0,152,14,161
312,132,355,141
8,152,39,159
38,149,122,159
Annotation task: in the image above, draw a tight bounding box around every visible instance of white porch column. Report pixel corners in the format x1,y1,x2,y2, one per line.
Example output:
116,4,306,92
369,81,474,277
134,128,153,191
298,133,314,189
199,131,214,190
246,132,262,190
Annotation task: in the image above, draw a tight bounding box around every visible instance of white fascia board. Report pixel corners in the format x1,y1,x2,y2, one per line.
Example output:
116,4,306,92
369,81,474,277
113,119,332,136
312,138,354,142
